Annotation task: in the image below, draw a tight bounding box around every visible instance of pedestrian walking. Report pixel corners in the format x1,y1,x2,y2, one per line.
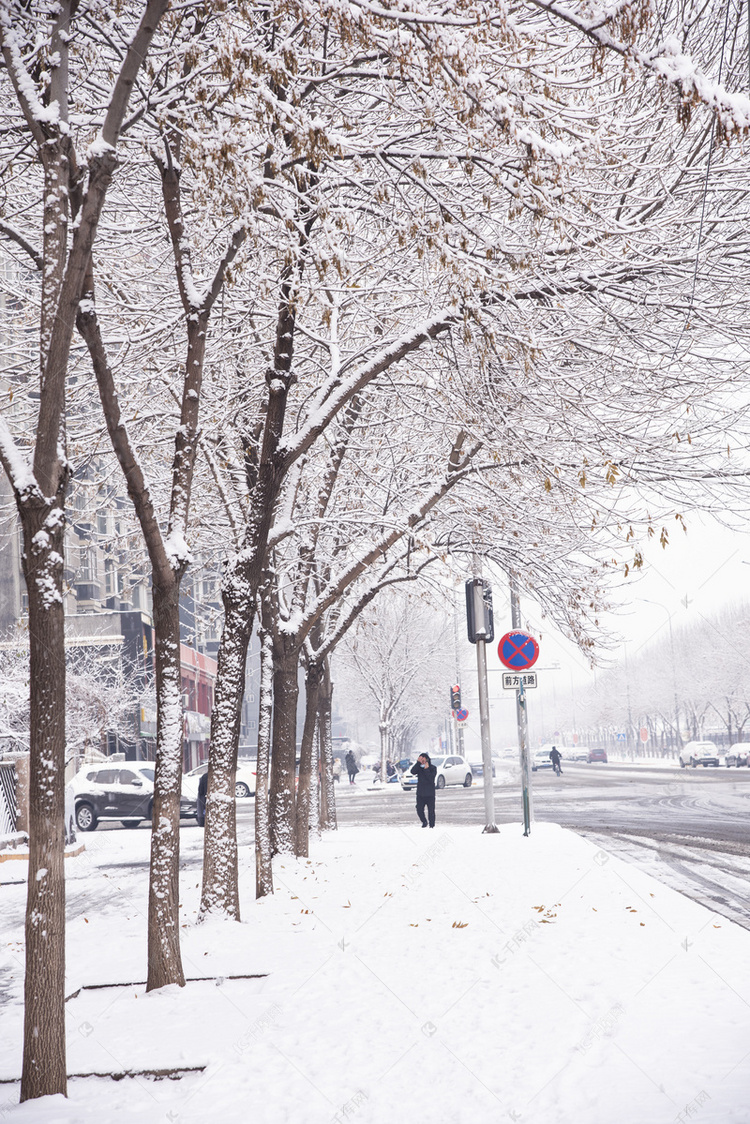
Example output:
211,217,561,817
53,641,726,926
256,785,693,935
197,769,208,827
345,749,359,785
332,757,342,783
410,752,437,828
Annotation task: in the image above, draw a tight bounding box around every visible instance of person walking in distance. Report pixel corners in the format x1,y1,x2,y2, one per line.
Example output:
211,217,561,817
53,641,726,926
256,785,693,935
410,752,437,828
549,746,563,776
345,749,359,785
197,769,208,827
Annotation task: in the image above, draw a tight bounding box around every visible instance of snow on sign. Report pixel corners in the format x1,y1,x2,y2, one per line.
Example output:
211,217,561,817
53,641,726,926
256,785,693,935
455,707,469,722
498,631,539,671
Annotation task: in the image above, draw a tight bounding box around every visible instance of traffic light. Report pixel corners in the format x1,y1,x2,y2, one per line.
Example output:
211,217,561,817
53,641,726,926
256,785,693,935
465,578,494,643
450,684,461,711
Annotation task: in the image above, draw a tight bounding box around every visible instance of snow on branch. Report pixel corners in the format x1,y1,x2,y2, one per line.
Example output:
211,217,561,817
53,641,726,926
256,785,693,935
288,435,479,641
0,19,59,144
0,418,41,503
99,0,171,150
310,554,438,665
279,309,458,468
163,530,192,573
0,220,43,271
530,0,750,134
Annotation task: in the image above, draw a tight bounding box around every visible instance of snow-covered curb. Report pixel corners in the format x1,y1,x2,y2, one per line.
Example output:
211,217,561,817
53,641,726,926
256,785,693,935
0,840,85,863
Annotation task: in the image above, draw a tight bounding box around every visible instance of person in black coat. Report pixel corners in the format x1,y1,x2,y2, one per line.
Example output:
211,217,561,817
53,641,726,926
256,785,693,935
345,749,358,785
197,769,208,827
549,746,562,775
410,752,437,828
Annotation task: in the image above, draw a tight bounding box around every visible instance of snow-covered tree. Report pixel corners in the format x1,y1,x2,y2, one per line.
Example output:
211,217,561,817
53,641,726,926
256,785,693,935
0,1,170,1099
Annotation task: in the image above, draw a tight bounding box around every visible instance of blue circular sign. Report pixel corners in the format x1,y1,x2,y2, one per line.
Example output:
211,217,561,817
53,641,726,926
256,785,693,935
455,708,469,722
498,631,539,671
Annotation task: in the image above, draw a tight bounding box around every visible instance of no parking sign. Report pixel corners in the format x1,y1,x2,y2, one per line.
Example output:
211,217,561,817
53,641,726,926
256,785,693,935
497,631,539,671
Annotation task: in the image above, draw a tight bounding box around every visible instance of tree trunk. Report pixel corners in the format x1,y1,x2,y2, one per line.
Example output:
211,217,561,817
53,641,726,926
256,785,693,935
199,596,249,919
2,5,170,1096
198,364,295,905
77,302,187,991
146,571,186,991
255,625,274,898
295,659,321,858
270,641,300,856
318,661,337,832
20,501,67,1102
308,722,321,843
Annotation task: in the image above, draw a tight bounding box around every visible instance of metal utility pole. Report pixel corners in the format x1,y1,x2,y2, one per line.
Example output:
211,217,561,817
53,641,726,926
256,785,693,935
510,574,533,836
466,565,498,834
378,707,389,784
475,636,497,833
452,596,466,759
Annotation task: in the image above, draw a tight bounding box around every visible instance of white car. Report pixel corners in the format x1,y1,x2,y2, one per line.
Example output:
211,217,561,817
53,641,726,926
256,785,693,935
400,755,473,791
64,782,76,845
531,748,555,771
181,760,259,800
678,741,720,768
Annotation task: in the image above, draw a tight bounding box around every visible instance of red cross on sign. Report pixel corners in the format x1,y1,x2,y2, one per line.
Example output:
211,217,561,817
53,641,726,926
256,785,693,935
497,631,540,671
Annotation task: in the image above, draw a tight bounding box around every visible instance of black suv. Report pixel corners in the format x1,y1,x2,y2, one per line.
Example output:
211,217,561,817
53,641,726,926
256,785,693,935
72,763,197,831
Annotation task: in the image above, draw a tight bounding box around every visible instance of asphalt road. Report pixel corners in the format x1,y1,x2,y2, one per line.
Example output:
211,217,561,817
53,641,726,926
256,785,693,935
330,762,750,839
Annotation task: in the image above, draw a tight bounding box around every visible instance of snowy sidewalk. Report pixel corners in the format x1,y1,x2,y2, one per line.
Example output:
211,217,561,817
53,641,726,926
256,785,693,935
1,822,749,1123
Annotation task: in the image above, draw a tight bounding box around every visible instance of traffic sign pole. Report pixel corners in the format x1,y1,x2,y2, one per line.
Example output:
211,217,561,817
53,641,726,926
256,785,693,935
517,677,533,836
456,720,466,758
510,576,534,837
475,634,498,833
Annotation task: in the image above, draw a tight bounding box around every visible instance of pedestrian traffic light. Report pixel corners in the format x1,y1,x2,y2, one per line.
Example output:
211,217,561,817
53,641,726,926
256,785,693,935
465,578,494,643
450,684,461,711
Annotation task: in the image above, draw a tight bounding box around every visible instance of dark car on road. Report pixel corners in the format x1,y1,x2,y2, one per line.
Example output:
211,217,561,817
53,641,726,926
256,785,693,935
468,756,496,779
587,748,608,763
71,763,197,830
725,744,749,767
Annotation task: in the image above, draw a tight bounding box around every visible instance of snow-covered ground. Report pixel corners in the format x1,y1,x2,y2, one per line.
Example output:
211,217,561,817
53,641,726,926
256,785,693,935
1,821,749,1123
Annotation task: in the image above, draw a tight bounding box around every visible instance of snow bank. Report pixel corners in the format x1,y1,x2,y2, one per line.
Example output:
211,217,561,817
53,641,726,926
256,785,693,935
0,823,748,1122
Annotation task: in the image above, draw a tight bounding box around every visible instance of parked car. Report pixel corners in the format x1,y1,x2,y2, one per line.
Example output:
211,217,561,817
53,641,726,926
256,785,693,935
71,762,197,831
181,759,259,800
64,782,76,845
725,743,749,767
587,748,608,764
468,756,496,779
400,755,473,790
678,741,720,768
565,745,589,762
